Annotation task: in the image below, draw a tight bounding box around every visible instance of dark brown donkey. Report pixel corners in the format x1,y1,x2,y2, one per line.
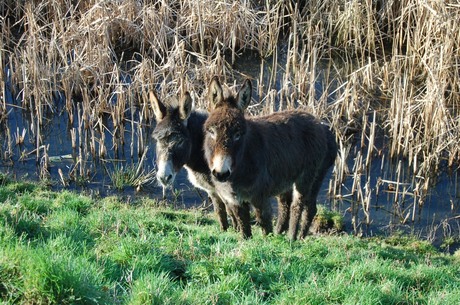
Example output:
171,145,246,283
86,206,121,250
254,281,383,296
203,77,338,240
150,91,237,231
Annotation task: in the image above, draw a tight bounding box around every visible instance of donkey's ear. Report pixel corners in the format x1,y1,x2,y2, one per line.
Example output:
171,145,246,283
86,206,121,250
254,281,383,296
236,79,252,110
207,76,224,109
150,90,167,122
179,92,193,121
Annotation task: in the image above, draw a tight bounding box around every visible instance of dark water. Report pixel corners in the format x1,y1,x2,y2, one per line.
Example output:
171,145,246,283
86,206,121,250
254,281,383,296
1,51,459,252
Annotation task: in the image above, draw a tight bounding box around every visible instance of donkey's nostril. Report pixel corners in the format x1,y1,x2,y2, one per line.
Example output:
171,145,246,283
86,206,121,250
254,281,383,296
212,169,231,182
159,174,173,186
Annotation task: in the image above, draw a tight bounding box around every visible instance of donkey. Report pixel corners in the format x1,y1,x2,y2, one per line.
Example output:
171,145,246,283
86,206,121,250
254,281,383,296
150,90,237,231
203,77,338,240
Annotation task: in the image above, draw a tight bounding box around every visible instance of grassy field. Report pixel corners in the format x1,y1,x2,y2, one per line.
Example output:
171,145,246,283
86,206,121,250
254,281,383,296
1,177,459,304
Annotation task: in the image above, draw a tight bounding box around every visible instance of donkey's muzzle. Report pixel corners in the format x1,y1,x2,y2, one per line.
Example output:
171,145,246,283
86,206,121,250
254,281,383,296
210,153,232,182
212,169,231,182
156,159,175,187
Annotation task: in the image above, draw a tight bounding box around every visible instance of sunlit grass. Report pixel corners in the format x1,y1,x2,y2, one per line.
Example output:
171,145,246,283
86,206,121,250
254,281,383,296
0,0,459,238
1,180,460,304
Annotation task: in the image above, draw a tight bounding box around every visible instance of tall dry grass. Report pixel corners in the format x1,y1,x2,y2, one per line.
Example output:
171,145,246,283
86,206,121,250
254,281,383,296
0,0,459,234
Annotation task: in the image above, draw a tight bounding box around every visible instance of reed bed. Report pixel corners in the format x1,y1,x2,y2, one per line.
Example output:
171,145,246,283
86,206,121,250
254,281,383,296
0,0,459,235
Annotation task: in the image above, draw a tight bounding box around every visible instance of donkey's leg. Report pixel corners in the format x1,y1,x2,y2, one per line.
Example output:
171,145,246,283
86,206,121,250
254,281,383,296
288,187,304,241
299,199,317,239
226,203,239,232
231,202,252,238
253,199,273,235
209,193,229,231
275,191,292,234
299,167,328,239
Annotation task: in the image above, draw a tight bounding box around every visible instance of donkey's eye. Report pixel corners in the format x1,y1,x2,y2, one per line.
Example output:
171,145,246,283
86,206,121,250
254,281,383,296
233,132,241,142
207,128,217,140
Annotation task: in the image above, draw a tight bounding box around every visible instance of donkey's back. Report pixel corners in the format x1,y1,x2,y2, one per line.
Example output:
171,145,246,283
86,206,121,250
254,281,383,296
235,111,331,199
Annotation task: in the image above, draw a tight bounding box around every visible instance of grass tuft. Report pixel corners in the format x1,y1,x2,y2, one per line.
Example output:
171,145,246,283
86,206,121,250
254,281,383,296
107,163,156,191
312,204,344,233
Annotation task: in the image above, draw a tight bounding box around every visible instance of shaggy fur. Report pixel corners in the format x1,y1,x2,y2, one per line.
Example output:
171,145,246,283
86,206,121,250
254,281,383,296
203,77,338,240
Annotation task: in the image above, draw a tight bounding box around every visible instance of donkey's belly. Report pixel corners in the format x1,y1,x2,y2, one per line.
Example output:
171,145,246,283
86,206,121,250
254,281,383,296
238,182,291,203
266,182,293,198
236,167,297,201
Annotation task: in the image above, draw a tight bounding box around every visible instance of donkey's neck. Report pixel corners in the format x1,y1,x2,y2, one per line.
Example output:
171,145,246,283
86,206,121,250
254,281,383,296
230,122,262,184
184,111,210,174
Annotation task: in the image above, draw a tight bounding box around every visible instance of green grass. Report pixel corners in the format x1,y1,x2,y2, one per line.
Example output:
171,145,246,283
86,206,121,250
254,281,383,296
1,179,459,304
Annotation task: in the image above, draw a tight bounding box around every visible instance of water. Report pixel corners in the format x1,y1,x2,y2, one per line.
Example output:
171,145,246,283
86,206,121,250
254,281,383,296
1,51,459,252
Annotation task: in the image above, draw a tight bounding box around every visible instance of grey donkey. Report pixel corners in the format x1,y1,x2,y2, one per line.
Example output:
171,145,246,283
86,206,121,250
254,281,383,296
150,90,238,231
